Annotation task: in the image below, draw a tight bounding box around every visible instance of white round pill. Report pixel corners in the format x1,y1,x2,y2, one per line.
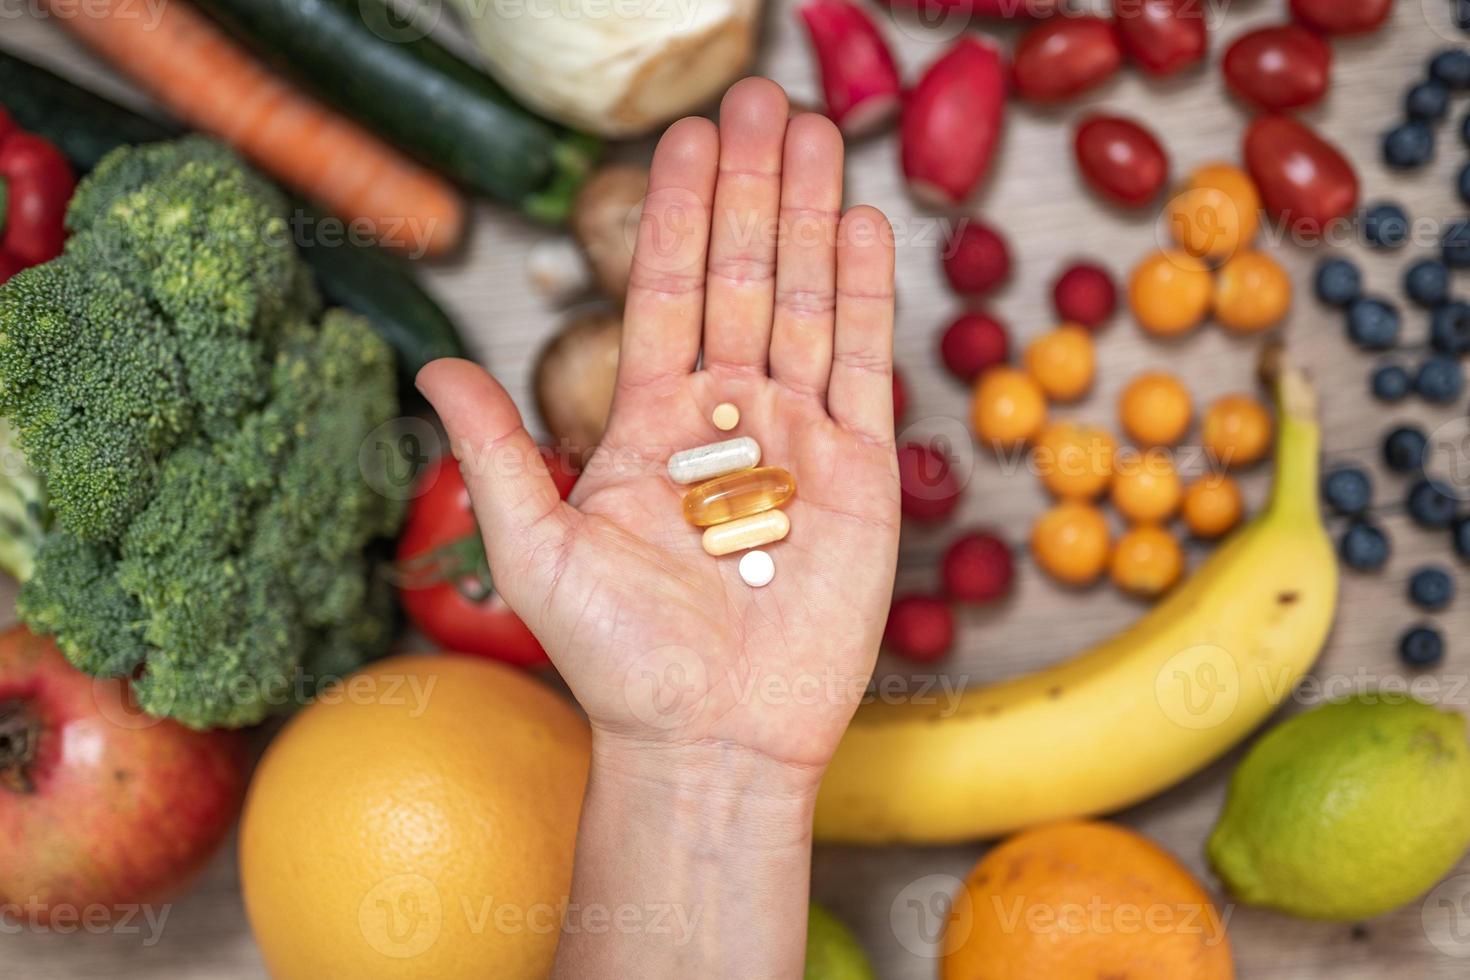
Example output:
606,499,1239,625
739,550,775,588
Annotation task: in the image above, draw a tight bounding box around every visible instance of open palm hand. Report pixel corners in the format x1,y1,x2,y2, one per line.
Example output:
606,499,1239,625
418,79,899,777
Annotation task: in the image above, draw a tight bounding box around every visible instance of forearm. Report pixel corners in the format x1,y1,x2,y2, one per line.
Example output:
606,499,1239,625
552,736,821,978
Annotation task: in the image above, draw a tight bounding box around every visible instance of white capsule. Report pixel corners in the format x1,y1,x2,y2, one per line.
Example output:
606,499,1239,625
739,550,775,588
667,436,761,485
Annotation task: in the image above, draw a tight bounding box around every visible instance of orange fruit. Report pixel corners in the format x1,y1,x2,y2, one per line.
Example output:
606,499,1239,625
1202,394,1273,468
1128,251,1213,338
1112,449,1182,524
1166,162,1261,260
942,820,1235,980
972,367,1047,449
1033,421,1116,500
240,655,590,980
1118,371,1192,447
1024,325,1096,402
1183,474,1244,538
1110,524,1185,598
1031,502,1111,586
1212,251,1291,333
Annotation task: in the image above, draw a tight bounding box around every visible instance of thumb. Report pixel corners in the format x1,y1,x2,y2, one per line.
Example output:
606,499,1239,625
416,358,572,615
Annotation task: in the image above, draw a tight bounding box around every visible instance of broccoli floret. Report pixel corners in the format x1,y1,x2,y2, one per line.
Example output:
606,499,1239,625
0,140,404,729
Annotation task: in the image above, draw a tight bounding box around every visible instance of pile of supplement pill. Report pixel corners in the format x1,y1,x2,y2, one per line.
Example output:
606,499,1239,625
666,403,795,588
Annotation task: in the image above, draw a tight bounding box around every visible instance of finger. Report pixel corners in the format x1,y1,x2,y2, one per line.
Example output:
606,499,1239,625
828,206,896,442
702,77,788,375
619,116,719,390
768,113,844,398
416,358,574,614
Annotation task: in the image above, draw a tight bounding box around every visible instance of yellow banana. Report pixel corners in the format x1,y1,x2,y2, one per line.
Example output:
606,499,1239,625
815,365,1337,845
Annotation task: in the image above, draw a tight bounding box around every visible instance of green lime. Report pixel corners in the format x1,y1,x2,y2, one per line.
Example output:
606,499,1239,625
805,902,875,980
1208,694,1470,921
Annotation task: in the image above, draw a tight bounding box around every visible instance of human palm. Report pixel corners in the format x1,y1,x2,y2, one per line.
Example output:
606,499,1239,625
419,79,899,774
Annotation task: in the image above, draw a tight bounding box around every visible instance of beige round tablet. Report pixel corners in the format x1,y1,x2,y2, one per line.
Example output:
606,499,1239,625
739,550,775,588
712,402,740,431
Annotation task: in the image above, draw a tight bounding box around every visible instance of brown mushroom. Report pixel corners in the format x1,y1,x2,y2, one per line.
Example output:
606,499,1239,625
534,308,621,463
571,164,648,302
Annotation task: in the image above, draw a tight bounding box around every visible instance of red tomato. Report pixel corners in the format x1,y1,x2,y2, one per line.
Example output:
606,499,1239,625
395,450,577,668
1244,114,1358,236
1290,0,1393,35
1074,114,1170,208
1012,16,1124,102
1112,0,1208,76
1222,24,1331,110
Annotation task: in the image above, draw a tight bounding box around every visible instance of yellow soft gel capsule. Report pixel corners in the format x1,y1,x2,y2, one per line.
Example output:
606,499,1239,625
682,466,796,527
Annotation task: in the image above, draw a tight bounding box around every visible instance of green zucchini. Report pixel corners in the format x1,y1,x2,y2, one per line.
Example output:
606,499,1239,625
191,0,600,223
0,48,466,374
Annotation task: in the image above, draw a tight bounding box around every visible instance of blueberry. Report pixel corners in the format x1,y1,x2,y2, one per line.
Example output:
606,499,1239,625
1383,425,1429,473
1445,220,1470,269
1322,467,1374,516
1345,297,1401,350
1408,565,1455,610
1454,516,1470,561
1399,626,1446,668
1315,258,1362,307
1416,355,1466,403
1405,259,1451,307
1407,79,1451,121
1430,301,1470,354
1372,362,1413,402
1460,163,1470,207
1408,478,1460,529
1431,48,1470,90
1383,121,1435,170
1339,520,1391,571
1363,202,1410,249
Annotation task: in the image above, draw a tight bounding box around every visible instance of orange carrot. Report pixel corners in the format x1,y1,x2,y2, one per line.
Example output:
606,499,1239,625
44,0,464,258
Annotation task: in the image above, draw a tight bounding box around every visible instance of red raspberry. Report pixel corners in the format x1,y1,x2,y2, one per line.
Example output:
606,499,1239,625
942,220,1011,297
942,531,1015,602
884,595,955,662
939,311,1010,382
898,443,962,521
1052,262,1117,328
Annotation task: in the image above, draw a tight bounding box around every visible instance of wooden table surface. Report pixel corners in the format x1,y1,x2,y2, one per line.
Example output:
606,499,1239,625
7,1,1470,976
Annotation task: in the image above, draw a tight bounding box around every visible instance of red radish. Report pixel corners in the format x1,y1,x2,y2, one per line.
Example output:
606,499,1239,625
0,627,247,922
901,37,1008,206
1112,0,1208,76
1222,24,1331,111
798,0,902,136
882,0,1059,18
884,595,955,662
942,220,1011,296
1244,114,1358,236
1074,114,1169,207
1290,0,1393,35
892,368,908,423
898,443,962,521
942,530,1015,602
1012,17,1124,102
1052,262,1117,328
940,311,1010,382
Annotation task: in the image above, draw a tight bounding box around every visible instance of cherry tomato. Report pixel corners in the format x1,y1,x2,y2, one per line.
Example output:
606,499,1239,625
396,450,577,667
1222,25,1331,110
1075,115,1169,208
1244,114,1358,237
1290,0,1393,36
1112,0,1208,76
1012,16,1124,102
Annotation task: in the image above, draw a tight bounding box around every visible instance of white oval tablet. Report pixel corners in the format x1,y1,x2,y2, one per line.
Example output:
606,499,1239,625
739,550,775,588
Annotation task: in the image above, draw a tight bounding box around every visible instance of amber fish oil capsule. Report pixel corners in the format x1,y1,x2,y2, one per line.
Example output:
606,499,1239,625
682,466,795,526
702,509,790,556
667,436,761,485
